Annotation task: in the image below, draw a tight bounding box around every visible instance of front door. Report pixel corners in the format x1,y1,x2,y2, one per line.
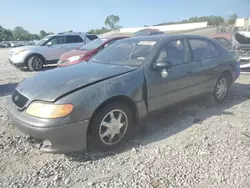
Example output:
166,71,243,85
144,38,204,113
44,36,68,61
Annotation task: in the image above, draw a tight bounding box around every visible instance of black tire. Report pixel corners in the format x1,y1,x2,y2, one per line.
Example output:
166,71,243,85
88,102,133,151
27,56,44,71
213,74,229,104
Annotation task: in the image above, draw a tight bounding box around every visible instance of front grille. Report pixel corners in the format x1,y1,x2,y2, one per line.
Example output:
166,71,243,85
12,90,29,108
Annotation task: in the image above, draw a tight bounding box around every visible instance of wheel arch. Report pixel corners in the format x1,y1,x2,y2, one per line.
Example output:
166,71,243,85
24,53,46,65
220,69,233,84
88,95,139,134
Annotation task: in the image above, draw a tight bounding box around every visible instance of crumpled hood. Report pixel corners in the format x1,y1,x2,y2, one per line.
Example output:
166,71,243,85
60,49,90,60
16,61,137,102
234,31,250,45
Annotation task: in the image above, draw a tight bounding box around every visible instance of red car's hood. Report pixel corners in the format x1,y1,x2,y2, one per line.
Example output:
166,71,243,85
60,49,92,60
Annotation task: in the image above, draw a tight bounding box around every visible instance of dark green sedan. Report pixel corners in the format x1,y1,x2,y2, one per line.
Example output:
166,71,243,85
7,34,240,153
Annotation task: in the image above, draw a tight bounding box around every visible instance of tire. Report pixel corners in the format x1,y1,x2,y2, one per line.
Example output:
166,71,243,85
88,102,133,151
213,74,229,104
27,56,44,71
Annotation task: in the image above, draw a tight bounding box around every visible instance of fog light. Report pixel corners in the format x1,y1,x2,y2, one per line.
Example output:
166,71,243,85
42,140,52,148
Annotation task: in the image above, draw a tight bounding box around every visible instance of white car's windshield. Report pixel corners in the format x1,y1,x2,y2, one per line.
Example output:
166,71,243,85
36,36,53,46
91,39,157,67
79,38,108,50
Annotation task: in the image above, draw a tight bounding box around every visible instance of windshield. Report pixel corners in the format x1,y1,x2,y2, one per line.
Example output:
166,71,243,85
91,39,157,67
79,38,108,50
36,36,53,46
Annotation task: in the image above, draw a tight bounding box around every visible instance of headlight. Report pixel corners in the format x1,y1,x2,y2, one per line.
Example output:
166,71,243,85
14,49,27,55
68,55,85,62
26,102,73,119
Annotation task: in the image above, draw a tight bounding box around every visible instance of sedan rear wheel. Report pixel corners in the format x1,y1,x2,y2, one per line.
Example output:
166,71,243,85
213,75,229,103
88,102,132,151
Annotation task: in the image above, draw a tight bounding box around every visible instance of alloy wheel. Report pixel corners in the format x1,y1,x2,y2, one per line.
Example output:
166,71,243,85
32,57,43,70
99,109,128,145
215,78,228,100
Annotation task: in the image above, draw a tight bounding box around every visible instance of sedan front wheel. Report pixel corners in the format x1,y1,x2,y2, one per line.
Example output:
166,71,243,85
88,102,133,151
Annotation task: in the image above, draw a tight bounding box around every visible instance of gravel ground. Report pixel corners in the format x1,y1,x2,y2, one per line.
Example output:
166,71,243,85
0,48,250,188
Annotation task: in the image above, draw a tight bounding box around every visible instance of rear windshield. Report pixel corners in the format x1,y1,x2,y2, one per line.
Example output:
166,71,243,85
79,38,107,51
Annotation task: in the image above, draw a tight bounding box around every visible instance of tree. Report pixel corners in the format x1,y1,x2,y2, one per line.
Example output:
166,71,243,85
87,27,110,34
12,26,30,40
30,34,40,40
68,30,73,33
105,15,120,30
228,14,237,25
0,26,13,41
155,15,225,26
39,30,47,38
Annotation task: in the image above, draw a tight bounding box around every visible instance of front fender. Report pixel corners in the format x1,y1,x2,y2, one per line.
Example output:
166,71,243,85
56,68,147,122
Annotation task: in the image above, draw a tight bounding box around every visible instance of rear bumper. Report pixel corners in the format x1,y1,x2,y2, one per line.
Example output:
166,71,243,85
7,97,89,153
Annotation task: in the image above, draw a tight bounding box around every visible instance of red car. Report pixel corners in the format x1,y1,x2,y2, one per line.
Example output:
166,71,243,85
57,36,128,67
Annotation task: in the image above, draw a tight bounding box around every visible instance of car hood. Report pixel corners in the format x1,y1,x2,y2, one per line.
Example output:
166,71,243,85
10,45,40,53
60,49,90,60
16,62,137,102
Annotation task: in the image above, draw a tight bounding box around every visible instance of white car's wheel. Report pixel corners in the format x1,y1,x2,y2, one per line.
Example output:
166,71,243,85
27,56,44,71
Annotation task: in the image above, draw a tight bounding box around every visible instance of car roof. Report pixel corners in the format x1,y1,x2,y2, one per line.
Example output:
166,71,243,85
122,34,212,41
52,32,97,37
101,36,129,40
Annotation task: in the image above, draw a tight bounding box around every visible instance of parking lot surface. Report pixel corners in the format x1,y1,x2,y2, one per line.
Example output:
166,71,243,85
0,48,250,188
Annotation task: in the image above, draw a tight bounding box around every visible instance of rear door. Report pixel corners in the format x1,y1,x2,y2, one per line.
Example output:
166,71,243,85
65,35,85,51
187,38,222,92
145,38,204,113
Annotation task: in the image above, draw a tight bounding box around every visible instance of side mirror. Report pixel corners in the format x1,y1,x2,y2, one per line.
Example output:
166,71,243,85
154,60,172,70
46,42,52,47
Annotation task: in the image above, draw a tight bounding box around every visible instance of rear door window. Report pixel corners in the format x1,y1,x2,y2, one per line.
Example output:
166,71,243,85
188,39,211,61
208,42,221,57
65,35,83,43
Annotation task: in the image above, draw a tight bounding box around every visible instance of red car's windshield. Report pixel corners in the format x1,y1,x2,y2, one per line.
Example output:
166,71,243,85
79,38,108,51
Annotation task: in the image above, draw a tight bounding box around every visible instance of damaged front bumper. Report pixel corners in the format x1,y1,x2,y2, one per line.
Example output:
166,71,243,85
7,97,89,153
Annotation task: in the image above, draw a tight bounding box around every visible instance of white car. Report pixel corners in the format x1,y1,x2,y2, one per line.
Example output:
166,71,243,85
10,41,19,47
8,32,98,71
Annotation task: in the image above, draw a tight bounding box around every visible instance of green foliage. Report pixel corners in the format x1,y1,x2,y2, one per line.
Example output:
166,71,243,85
228,14,238,25
105,15,121,30
0,14,240,42
87,27,111,35
0,25,13,40
12,26,30,40
39,30,47,38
